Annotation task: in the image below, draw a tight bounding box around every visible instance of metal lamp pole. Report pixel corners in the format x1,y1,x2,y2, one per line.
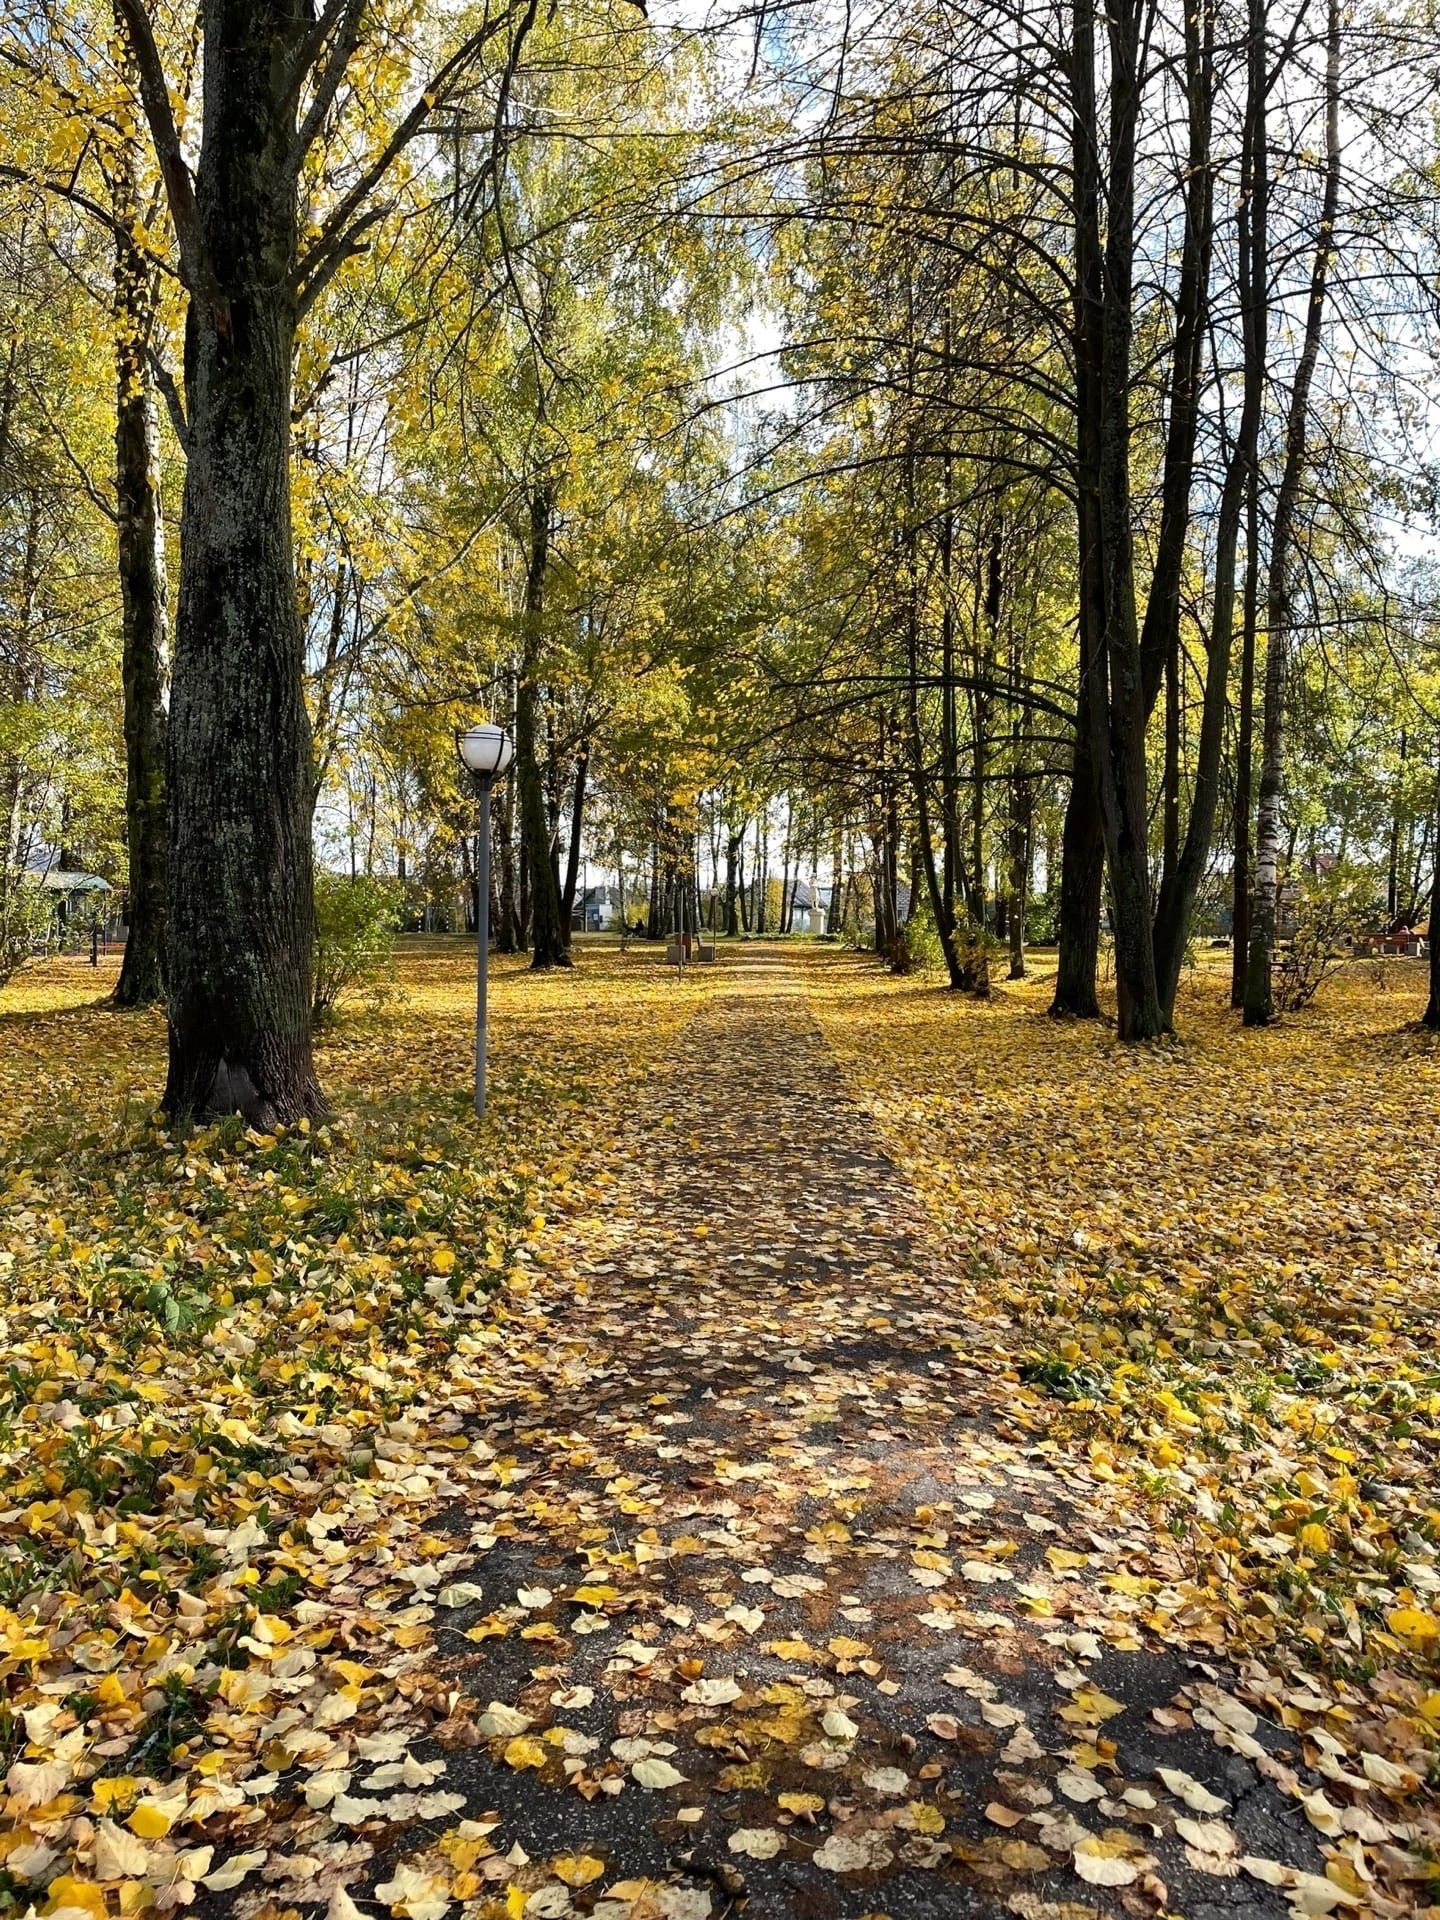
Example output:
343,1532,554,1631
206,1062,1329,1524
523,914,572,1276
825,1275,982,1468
457,724,514,1119
474,772,493,1117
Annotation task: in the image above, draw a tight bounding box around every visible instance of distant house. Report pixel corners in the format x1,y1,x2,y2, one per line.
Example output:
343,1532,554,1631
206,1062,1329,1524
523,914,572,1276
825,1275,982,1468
27,866,112,929
571,884,624,933
19,865,115,951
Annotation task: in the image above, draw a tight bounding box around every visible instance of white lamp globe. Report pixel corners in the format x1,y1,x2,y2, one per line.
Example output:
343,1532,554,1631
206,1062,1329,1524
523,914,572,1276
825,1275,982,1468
457,724,514,778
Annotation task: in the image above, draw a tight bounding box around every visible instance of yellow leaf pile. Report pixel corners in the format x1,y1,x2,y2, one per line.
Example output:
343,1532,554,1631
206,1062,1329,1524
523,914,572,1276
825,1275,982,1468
0,944,708,1914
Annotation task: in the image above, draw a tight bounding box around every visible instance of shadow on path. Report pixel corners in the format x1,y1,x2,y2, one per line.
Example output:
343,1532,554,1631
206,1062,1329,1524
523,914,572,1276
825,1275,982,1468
356,952,1327,1919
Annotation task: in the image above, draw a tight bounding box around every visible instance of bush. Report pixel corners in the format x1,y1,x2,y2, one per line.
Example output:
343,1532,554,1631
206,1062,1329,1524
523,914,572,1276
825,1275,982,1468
902,900,945,975
901,899,995,994
312,874,401,1024
1274,863,1378,1014
0,883,55,988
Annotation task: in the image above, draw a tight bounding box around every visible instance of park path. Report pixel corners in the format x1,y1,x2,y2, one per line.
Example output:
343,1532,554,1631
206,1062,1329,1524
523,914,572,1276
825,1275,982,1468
386,951,1324,1919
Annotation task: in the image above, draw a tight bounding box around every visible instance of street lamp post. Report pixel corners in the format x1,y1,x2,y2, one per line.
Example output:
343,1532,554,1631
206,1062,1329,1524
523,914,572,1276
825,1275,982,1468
457,724,515,1116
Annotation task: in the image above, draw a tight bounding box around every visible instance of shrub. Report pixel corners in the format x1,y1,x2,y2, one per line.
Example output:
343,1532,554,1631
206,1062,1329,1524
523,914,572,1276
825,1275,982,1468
312,874,401,1024
0,882,54,989
902,900,945,975
1273,863,1378,1014
901,899,995,994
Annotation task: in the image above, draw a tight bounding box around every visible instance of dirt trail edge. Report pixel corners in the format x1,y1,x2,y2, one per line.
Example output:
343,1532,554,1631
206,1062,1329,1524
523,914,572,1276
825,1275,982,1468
355,950,1326,1920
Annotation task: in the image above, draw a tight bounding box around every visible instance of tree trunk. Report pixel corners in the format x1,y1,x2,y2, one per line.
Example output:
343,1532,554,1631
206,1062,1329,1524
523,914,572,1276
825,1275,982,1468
517,486,570,969
724,826,741,935
1052,690,1103,1014
110,67,169,1011
1231,478,1260,1005
1090,0,1165,1040
560,737,589,928
494,782,519,952
160,1,322,1121
779,800,794,935
1423,737,1440,1029
1161,636,1181,888
1007,782,1030,980
902,478,978,992
1244,0,1341,1025
1052,0,1108,1021
1154,0,1265,1020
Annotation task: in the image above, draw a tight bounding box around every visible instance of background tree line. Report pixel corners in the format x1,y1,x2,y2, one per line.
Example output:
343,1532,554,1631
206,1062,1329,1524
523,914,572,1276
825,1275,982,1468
3,0,1440,1121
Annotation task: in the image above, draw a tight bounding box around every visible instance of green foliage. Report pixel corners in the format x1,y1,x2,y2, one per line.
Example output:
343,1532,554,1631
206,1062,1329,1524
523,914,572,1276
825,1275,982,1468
0,884,55,988
312,874,401,1024
902,899,944,975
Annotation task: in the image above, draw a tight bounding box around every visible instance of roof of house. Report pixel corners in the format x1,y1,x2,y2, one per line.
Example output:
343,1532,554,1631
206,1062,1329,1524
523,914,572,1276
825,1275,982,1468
27,870,111,893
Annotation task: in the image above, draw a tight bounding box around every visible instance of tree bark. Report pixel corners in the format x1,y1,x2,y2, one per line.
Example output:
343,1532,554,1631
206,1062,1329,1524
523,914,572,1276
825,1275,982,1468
1231,478,1260,1005
110,59,169,1011
518,486,570,969
560,737,589,928
157,0,322,1121
494,780,519,951
1244,0,1341,1024
723,824,742,935
779,799,794,935
902,482,979,992
1052,0,1107,1021
1089,0,1165,1040
1154,0,1265,1019
1423,736,1440,1029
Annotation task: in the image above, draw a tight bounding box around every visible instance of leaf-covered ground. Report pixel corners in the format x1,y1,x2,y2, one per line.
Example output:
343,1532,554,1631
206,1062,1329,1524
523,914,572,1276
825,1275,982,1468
0,941,1436,1920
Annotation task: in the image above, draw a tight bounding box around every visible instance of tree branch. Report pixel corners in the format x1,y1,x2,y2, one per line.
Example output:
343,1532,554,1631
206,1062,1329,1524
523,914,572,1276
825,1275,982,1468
291,3,527,308
287,0,368,173
112,0,224,326
149,343,192,454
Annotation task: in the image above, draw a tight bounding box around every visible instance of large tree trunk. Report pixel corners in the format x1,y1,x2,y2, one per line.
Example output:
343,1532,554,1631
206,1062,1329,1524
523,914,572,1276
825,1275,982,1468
110,71,169,1012
517,486,570,969
160,1,321,1121
1244,0,1341,1025
1089,0,1165,1041
1052,0,1108,1021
